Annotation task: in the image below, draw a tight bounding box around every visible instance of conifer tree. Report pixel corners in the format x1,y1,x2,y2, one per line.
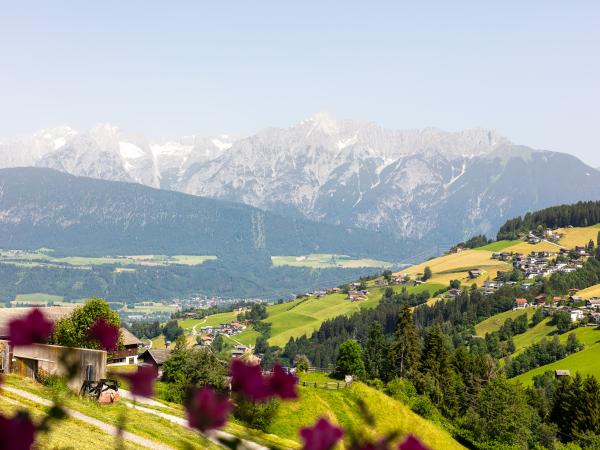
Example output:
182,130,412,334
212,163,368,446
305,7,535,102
390,305,421,379
364,321,386,380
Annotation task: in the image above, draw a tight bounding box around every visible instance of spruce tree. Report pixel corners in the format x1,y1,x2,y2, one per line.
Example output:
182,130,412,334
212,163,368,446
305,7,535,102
391,305,421,379
364,321,386,380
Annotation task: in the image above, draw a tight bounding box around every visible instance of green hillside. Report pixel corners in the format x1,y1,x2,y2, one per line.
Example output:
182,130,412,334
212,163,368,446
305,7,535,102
475,309,535,336
190,282,443,348
270,375,464,449
513,341,600,384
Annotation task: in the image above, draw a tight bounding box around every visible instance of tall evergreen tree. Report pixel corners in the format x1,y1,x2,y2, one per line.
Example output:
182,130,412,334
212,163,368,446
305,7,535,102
390,305,421,379
364,321,386,380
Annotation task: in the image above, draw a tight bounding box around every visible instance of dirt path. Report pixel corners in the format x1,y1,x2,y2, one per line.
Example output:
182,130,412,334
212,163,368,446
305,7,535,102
2,386,174,450
124,401,267,450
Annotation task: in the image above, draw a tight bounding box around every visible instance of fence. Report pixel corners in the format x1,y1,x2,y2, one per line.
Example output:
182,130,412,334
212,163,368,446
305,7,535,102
306,366,333,373
300,381,351,390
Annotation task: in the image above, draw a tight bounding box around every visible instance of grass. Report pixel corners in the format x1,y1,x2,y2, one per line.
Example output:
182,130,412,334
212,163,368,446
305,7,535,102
2,375,220,449
0,249,217,269
0,396,143,450
270,381,464,449
513,340,600,385
555,225,600,249
400,249,512,289
474,309,535,336
190,283,443,349
271,253,394,269
502,240,563,254
512,318,557,352
476,240,521,252
575,283,600,299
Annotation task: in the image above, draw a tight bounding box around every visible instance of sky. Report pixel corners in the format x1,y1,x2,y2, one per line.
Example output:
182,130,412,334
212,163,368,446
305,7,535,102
1,1,599,165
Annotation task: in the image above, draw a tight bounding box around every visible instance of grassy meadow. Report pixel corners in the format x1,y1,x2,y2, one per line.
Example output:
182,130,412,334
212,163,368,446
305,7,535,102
271,253,394,269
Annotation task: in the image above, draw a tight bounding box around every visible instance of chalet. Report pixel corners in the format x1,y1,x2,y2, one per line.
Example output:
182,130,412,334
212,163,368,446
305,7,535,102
198,335,213,346
447,288,463,298
326,287,342,294
534,295,547,306
231,345,249,358
139,349,171,373
569,295,584,305
586,298,600,309
374,279,388,286
555,370,571,378
107,328,143,366
348,290,368,302
514,298,529,309
552,297,563,305
527,234,541,244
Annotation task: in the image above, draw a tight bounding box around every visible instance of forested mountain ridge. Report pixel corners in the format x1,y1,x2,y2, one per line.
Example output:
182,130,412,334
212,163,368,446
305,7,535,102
0,167,425,300
0,167,421,260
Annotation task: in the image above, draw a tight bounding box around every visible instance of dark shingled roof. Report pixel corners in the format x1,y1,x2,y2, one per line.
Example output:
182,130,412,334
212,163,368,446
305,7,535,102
120,327,142,347
140,349,171,366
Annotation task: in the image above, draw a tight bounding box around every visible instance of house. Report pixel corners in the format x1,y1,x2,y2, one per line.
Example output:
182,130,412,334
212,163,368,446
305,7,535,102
570,309,585,322
534,295,547,306
569,295,584,305
514,298,529,309
107,328,143,366
0,306,109,390
231,345,249,358
586,298,600,309
139,349,171,373
468,270,482,279
555,370,571,379
447,288,463,298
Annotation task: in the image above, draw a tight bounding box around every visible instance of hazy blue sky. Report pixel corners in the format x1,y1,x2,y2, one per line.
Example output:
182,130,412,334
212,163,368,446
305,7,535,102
1,1,599,164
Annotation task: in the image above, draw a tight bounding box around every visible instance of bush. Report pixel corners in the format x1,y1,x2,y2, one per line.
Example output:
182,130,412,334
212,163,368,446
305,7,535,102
233,397,279,432
411,395,440,421
36,369,68,391
385,377,417,405
295,354,310,373
366,378,384,391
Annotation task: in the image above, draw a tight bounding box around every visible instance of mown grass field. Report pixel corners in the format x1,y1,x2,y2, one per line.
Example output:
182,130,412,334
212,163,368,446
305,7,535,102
0,249,216,269
576,283,600,299
501,240,563,254
271,253,394,269
271,379,464,449
475,308,535,336
476,240,522,252
399,249,512,288
514,340,600,385
1,375,220,449
556,225,600,249
0,396,143,450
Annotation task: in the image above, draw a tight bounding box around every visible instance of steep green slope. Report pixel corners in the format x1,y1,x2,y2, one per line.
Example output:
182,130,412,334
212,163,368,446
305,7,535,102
271,378,465,449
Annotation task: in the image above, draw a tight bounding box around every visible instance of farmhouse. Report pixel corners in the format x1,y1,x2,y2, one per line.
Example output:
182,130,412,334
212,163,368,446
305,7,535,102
586,298,600,309
108,327,143,366
139,349,171,375
514,298,529,309
0,306,109,390
231,345,249,358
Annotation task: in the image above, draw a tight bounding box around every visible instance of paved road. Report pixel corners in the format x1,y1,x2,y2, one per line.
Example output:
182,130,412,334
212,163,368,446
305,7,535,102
3,386,173,450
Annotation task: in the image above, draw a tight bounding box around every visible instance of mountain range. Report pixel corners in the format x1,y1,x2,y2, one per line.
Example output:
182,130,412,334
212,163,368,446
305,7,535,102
2,113,600,244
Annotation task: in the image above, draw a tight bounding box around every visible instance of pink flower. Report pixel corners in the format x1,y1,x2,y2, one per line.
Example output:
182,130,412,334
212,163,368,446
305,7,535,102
267,364,298,400
9,308,53,346
186,386,232,432
89,319,119,351
0,411,36,450
398,435,428,450
120,365,158,398
230,359,271,402
300,418,344,450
